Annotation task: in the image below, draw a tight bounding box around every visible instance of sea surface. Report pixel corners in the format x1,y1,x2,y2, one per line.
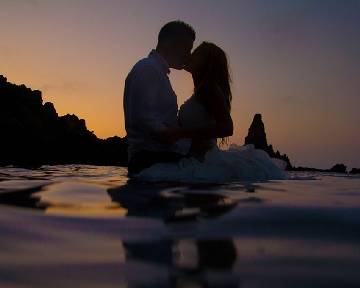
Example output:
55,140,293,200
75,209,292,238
0,165,360,288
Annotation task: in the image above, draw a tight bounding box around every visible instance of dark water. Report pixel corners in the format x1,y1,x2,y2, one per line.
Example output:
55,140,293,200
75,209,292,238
0,165,360,287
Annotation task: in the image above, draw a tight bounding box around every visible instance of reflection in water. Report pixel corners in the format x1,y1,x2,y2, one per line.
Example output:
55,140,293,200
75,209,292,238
107,180,242,286
108,180,238,222
0,180,49,209
37,181,127,217
0,165,130,217
44,202,125,217
1,166,360,287
124,238,239,287
0,169,240,220
0,179,127,217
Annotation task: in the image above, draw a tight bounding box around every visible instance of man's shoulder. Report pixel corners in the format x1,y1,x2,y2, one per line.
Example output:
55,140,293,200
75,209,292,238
129,56,158,77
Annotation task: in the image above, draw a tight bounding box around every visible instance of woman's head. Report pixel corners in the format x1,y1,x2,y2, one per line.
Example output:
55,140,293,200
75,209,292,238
187,41,232,110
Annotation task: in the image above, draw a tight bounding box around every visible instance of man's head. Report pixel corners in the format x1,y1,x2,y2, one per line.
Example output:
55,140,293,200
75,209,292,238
156,20,195,70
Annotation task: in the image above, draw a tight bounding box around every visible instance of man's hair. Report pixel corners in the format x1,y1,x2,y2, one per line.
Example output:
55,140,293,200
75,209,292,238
158,20,195,42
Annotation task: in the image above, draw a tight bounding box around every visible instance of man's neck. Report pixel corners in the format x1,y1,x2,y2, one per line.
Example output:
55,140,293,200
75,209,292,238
151,49,170,74
155,48,171,68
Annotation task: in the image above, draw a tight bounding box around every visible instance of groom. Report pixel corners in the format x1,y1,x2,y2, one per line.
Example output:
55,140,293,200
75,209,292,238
123,21,195,176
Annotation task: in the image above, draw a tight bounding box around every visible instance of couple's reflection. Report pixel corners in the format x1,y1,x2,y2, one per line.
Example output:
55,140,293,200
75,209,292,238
107,179,237,222
107,180,240,287
124,239,240,288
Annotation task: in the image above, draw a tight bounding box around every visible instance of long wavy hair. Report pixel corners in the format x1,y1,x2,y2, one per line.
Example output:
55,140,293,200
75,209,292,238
191,41,232,145
192,41,232,111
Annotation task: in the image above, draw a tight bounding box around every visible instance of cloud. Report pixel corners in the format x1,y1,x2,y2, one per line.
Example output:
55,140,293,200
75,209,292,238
40,81,88,93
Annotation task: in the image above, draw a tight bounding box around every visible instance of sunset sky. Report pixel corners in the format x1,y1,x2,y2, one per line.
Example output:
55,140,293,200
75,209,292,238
1,0,359,168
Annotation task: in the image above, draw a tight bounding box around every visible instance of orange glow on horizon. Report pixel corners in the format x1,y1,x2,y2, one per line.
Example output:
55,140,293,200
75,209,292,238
1,1,359,168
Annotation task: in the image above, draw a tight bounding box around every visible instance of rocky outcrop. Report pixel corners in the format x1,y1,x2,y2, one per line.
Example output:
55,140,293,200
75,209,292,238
327,164,347,173
245,114,292,169
350,168,360,174
245,114,269,151
0,75,128,167
291,166,324,172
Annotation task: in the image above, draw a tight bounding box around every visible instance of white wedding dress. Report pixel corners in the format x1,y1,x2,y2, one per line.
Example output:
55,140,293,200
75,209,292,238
136,96,287,183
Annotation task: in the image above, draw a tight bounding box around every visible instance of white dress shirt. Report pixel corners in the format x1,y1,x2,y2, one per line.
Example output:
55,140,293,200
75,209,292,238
123,50,181,160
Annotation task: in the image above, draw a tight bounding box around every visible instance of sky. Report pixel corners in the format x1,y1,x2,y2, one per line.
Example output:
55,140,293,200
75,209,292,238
0,0,359,169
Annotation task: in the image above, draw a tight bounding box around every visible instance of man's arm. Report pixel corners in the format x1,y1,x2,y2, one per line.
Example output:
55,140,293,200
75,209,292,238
128,65,167,134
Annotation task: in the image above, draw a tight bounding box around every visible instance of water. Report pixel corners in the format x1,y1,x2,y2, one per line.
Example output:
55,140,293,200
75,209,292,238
0,165,360,287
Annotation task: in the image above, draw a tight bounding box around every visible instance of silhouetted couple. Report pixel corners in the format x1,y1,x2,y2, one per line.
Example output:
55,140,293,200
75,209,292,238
124,20,285,182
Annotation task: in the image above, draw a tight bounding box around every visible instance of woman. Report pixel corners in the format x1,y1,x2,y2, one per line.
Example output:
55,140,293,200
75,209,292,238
179,41,234,158
137,42,286,183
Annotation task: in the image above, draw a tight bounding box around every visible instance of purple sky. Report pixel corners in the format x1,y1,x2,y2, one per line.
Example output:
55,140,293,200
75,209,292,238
1,0,359,168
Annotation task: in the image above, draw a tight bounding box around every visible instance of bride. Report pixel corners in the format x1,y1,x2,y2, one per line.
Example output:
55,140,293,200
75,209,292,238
137,42,286,183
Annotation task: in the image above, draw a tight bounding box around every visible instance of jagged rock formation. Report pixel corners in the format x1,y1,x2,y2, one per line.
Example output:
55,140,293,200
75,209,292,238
350,168,360,174
0,75,128,167
245,114,292,170
327,164,347,173
291,166,323,172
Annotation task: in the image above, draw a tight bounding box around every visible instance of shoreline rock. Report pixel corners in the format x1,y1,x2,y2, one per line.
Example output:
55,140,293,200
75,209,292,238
350,168,360,174
0,75,128,167
244,114,292,170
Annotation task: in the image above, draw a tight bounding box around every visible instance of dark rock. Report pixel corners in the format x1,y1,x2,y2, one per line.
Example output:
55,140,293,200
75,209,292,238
291,166,324,172
350,168,360,174
0,74,128,166
43,102,58,120
245,113,292,170
327,163,347,173
245,114,268,150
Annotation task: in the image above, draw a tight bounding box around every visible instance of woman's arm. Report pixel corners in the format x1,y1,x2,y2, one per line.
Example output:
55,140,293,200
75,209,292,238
155,84,233,143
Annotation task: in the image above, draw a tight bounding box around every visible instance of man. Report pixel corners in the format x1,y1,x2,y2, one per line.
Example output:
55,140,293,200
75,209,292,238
123,21,195,175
